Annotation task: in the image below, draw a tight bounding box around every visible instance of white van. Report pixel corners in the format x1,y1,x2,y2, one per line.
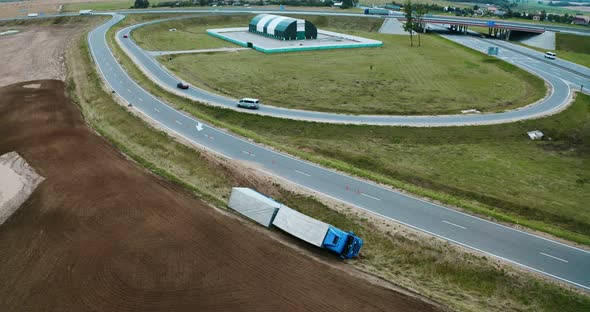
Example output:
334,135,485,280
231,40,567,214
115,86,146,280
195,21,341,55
544,52,556,60
237,98,260,109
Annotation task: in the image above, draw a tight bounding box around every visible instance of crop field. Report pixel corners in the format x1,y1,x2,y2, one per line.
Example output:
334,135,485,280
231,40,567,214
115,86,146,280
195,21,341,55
142,15,545,115
62,0,165,12
359,0,470,8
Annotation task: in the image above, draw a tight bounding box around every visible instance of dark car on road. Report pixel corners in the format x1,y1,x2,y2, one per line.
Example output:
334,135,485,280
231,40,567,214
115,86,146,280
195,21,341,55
123,34,129,38
177,82,189,89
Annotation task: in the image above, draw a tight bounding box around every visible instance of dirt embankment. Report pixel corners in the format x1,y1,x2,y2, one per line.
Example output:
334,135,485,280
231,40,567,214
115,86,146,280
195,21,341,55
0,25,80,87
0,80,440,311
0,151,44,226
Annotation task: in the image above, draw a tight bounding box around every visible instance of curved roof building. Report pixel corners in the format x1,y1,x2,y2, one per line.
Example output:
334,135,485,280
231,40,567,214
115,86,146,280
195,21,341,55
249,14,318,40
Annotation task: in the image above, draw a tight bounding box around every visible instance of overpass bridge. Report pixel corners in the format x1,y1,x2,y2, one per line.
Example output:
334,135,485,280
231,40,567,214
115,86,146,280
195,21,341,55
396,14,546,39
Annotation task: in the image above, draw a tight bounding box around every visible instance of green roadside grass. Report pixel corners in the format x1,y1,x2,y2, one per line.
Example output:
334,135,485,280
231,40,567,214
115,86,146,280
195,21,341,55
68,14,590,312
360,0,471,8
515,33,590,68
62,0,164,12
139,15,545,115
132,14,253,51
110,14,590,246
557,33,590,55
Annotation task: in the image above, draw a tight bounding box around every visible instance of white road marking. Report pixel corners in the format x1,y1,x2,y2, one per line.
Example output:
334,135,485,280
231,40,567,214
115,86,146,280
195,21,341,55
295,170,311,177
175,120,183,125
242,151,255,157
442,220,467,230
138,98,143,102
127,88,131,93
154,108,160,113
361,193,381,201
540,252,569,263
195,122,203,131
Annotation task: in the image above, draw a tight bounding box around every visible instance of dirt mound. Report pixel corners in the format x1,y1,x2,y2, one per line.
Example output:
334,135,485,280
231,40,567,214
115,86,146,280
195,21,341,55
0,151,44,226
0,80,440,311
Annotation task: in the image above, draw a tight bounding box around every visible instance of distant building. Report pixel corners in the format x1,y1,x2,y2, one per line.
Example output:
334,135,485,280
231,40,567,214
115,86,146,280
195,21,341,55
572,16,590,26
249,14,318,40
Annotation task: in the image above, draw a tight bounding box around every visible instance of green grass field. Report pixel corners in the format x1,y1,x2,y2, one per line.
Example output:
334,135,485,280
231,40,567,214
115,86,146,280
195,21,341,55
146,16,545,115
360,0,471,8
133,14,384,51
516,33,590,68
62,0,142,12
133,14,254,51
514,2,585,16
123,15,590,244
64,14,590,311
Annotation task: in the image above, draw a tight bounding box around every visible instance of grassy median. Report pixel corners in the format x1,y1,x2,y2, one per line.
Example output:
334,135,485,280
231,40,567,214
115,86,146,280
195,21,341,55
68,15,590,311
134,15,546,115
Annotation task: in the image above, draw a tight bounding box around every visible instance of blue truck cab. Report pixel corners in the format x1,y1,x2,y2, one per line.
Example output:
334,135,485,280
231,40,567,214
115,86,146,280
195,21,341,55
322,226,364,259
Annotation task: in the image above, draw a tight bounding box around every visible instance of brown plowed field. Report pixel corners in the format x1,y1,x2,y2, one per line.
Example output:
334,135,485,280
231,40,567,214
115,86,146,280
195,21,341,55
0,80,439,311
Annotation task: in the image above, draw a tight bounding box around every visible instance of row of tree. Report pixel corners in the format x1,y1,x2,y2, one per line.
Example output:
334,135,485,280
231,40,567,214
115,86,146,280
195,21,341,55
402,0,428,47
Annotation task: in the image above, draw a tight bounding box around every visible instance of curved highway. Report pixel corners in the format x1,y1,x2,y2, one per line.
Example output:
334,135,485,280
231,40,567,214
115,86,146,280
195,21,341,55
88,12,590,290
115,13,588,126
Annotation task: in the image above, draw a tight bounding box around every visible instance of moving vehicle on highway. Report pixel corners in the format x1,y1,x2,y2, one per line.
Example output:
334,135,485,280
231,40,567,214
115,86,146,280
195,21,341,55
545,51,556,59
176,82,189,89
364,8,392,15
123,34,129,38
79,10,93,15
237,98,260,109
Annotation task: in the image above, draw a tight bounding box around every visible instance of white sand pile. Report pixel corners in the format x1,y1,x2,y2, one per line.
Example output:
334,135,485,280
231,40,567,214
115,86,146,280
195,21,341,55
0,152,44,226
22,83,41,89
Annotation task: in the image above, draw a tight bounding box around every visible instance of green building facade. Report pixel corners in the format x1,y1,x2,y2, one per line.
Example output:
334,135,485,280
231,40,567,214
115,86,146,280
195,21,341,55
249,14,318,40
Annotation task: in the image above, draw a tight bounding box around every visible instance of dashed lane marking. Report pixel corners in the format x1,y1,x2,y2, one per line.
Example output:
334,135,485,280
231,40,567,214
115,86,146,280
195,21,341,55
295,170,311,177
442,220,467,230
540,252,568,263
361,193,381,201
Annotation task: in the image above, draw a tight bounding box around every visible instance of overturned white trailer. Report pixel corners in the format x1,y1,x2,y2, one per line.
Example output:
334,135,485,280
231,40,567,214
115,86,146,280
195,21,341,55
228,187,363,258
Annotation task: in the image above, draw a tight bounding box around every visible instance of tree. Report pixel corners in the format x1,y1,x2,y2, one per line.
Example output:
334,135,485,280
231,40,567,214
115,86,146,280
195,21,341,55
413,3,428,47
403,0,414,47
133,0,150,8
341,0,353,9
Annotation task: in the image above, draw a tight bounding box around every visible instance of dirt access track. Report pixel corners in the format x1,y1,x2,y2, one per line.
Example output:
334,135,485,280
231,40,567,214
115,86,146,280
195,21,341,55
0,80,440,311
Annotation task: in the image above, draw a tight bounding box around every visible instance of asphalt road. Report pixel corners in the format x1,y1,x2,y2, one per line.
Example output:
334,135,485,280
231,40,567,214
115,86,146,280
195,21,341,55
116,14,589,126
88,12,590,290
